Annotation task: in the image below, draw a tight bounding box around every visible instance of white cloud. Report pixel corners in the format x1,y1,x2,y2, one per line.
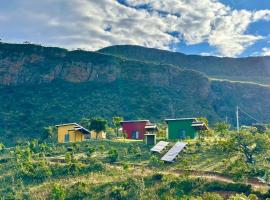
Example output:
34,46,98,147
0,0,270,57
262,47,270,56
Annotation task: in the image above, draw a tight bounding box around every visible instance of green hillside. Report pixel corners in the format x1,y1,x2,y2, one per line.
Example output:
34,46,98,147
1,133,270,199
1,43,270,145
99,45,270,85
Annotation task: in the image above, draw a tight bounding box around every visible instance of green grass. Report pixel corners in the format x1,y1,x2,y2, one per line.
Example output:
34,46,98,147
0,138,269,199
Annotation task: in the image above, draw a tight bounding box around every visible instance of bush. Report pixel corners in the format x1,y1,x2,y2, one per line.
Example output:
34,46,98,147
148,155,163,168
202,192,224,200
50,184,66,200
203,181,252,194
108,148,118,163
152,173,163,181
67,182,88,200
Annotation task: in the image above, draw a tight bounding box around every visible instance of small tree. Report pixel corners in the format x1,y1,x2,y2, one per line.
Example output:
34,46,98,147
214,122,230,137
0,143,5,153
112,116,123,137
50,184,66,200
89,118,108,139
44,126,57,142
197,117,209,126
123,132,128,141
108,148,118,163
230,131,270,164
79,118,91,129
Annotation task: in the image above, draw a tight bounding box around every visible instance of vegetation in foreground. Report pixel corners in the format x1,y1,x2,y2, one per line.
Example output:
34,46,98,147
1,120,270,199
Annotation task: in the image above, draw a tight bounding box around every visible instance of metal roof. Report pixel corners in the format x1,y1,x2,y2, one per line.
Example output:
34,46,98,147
120,120,150,123
56,123,91,134
145,124,157,129
191,122,208,130
151,141,170,153
55,122,79,127
165,118,197,122
161,142,187,162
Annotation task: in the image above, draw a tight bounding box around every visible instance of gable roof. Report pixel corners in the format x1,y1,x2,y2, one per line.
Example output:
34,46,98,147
55,122,79,127
55,123,91,134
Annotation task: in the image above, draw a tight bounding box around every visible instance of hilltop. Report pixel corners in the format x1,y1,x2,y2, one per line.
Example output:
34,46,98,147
0,43,270,144
99,45,270,85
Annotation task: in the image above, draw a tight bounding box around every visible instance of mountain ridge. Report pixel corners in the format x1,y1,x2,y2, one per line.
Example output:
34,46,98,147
99,45,270,85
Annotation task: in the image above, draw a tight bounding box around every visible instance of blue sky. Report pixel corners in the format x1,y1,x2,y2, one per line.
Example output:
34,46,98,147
0,0,270,57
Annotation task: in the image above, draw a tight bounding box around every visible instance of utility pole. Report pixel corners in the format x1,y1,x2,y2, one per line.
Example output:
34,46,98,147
236,106,240,133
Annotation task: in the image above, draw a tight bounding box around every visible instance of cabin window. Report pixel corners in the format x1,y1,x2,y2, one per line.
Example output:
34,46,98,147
179,129,186,139
64,133,70,142
132,131,139,139
84,134,90,139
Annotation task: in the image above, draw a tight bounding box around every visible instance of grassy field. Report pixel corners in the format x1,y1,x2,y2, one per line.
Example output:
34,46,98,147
0,137,269,199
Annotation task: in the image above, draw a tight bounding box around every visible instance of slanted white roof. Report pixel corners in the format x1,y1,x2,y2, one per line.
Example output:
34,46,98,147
56,123,90,134
151,141,170,153
55,122,79,127
161,142,187,162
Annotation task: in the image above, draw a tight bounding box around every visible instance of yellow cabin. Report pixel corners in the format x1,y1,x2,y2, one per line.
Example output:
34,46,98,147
56,123,91,143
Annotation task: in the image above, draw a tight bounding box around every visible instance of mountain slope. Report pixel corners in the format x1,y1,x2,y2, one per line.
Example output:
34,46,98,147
1,43,270,145
99,45,270,85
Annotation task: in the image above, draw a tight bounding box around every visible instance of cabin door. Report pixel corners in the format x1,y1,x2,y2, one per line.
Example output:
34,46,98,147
179,129,186,139
64,133,70,142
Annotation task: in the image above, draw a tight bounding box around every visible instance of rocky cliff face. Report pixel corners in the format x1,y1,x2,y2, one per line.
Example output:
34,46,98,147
0,43,210,99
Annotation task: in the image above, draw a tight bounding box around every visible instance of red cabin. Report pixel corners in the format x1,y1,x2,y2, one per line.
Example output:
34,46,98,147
120,120,150,140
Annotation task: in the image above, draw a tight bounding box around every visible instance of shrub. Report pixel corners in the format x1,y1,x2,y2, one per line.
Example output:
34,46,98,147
202,192,224,200
148,155,163,168
203,181,252,194
108,148,118,163
134,147,142,158
50,184,66,200
99,145,105,151
67,182,88,200
152,173,163,181
87,147,96,157
109,186,128,200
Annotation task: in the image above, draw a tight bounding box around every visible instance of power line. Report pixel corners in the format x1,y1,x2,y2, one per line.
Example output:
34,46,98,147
238,106,264,124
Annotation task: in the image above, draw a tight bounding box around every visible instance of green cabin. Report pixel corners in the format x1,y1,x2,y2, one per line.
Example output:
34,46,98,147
165,118,208,139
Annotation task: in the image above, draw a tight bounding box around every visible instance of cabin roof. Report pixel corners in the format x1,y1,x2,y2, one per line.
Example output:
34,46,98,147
191,121,208,130
145,123,158,129
120,120,150,124
165,118,197,122
55,122,79,127
56,123,91,134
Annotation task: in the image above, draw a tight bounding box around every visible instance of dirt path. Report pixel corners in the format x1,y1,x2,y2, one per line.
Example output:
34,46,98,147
113,163,269,190
168,169,269,190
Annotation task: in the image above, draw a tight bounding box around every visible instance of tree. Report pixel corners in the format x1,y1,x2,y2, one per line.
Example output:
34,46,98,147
214,122,230,137
123,132,128,141
230,131,270,164
79,118,91,129
197,117,209,126
112,116,123,137
0,143,5,153
44,126,57,141
89,118,108,139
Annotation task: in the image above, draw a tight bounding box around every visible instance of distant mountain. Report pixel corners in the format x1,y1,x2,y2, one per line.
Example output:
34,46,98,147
0,42,270,145
99,45,270,85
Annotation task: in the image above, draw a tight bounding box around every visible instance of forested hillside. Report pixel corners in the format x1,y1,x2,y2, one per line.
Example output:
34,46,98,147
1,43,270,145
